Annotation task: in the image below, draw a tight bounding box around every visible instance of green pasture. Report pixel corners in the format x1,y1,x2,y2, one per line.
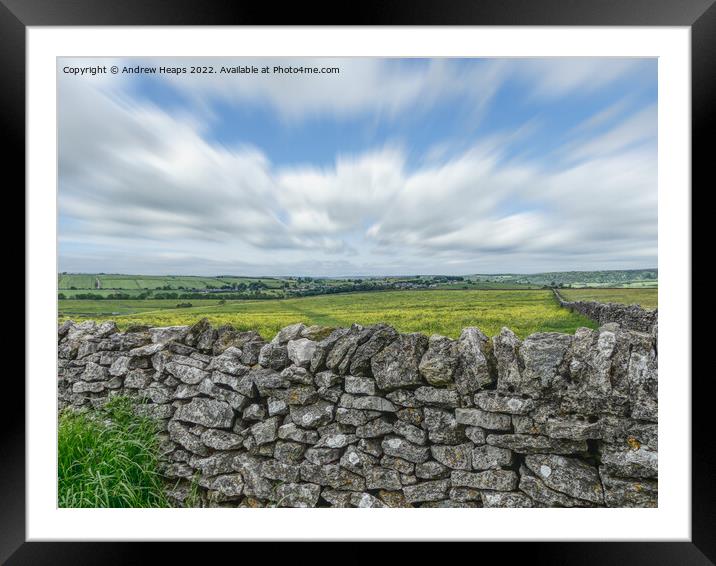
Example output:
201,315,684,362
559,288,657,309
58,289,597,340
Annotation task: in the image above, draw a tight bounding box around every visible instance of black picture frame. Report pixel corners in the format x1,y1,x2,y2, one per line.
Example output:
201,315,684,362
5,0,709,562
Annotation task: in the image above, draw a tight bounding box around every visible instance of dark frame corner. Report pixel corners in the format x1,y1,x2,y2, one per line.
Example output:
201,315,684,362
6,0,710,563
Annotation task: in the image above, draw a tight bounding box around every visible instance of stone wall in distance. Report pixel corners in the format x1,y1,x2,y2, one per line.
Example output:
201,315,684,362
553,289,657,334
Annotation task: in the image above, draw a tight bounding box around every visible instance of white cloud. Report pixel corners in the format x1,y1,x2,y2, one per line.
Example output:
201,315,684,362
514,58,650,99
58,58,657,275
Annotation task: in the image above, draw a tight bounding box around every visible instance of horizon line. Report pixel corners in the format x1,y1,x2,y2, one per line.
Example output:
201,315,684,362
57,267,659,279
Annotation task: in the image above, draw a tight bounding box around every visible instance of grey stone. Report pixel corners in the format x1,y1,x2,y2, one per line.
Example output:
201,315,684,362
309,328,350,373
364,467,402,491
386,389,419,408
242,404,266,421
315,432,356,449
314,370,341,388
465,427,487,445
250,417,280,445
396,407,423,426
165,361,208,385
377,490,413,508
371,333,428,391
451,469,518,491
258,343,289,371
144,383,172,404
172,383,199,399
336,407,381,426
524,454,603,504
350,492,387,508
304,447,343,465
272,323,307,345
260,459,300,482
168,420,209,456
201,429,243,450
239,339,265,366
211,474,244,498
601,444,658,479
431,443,473,470
519,333,572,395
455,327,494,393
325,325,371,374
267,398,289,417
80,362,109,382
381,436,430,463
233,454,275,499
403,480,450,503
356,416,394,438
339,446,378,475
455,408,511,430
174,398,234,428
287,338,317,368
486,434,587,454
278,423,319,444
320,488,352,507
414,386,460,408
134,403,175,420
518,465,595,507
128,342,165,357
108,356,131,377
545,417,605,441
628,345,658,422
344,375,377,396
448,487,482,502
273,440,306,464
339,393,396,412
381,455,415,475
281,365,313,385
348,324,399,376
419,335,459,386
248,367,289,393
191,452,238,476
285,385,319,406
471,444,513,470
424,407,467,445
72,381,105,394
600,469,658,507
416,460,450,480
290,400,335,429
209,348,250,376
198,378,247,411
474,391,535,415
275,483,321,507
299,462,366,491
392,420,427,445
494,328,524,394
420,500,478,508
149,326,189,344
481,491,534,508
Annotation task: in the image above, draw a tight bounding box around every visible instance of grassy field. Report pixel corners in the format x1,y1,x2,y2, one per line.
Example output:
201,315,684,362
559,288,658,309
58,273,286,290
58,397,169,508
59,289,597,339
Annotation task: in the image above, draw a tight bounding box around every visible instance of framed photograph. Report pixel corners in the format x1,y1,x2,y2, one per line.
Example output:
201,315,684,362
7,0,709,561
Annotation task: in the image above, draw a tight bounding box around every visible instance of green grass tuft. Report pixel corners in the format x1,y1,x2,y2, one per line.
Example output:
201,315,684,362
58,396,169,508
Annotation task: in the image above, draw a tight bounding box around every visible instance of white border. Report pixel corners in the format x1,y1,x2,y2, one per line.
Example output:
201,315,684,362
27,26,691,541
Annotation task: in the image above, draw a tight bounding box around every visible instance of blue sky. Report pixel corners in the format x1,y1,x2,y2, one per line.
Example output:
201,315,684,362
58,57,657,276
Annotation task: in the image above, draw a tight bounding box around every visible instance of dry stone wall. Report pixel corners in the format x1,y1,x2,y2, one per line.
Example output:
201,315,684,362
554,289,657,333
57,317,658,508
